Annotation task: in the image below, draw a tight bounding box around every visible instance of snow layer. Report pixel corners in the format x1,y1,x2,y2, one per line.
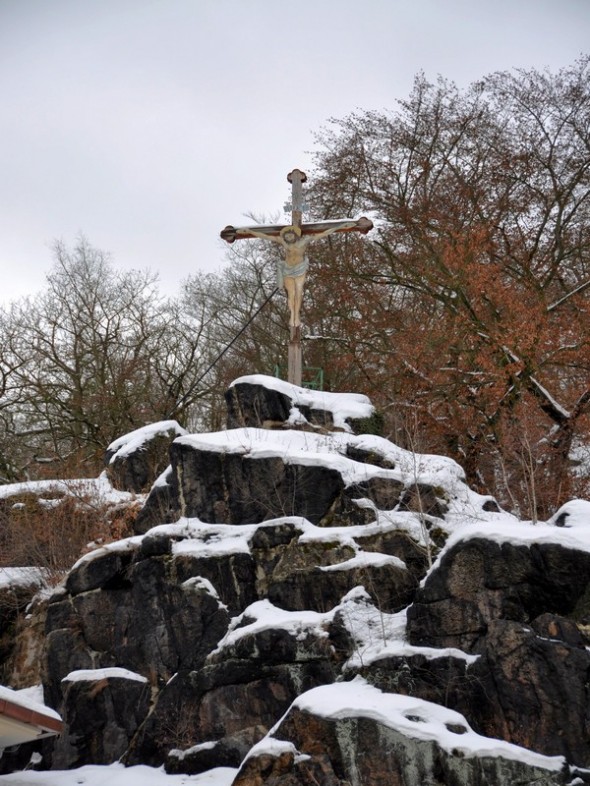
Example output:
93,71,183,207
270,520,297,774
209,587,478,672
0,471,136,505
335,588,479,670
106,420,188,462
62,668,148,684
0,764,237,785
0,567,48,590
210,599,329,656
426,498,590,584
0,684,61,722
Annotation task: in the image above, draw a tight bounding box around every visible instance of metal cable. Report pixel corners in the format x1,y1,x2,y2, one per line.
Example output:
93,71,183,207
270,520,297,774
170,287,279,417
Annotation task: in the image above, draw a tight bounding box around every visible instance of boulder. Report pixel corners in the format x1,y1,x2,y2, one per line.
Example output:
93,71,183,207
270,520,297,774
405,526,590,766
171,438,346,525
52,668,151,768
105,420,187,493
225,374,378,434
353,651,476,715
467,617,590,763
170,429,423,528
226,380,293,429
232,681,568,786
406,535,590,653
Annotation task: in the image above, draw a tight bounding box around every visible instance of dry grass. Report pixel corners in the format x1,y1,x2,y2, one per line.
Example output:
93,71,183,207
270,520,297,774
0,489,140,582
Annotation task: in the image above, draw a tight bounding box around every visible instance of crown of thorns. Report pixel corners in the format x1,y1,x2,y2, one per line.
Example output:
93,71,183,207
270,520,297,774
280,225,302,237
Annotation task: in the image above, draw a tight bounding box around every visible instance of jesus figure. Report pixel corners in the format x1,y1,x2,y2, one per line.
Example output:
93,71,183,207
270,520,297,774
236,221,358,330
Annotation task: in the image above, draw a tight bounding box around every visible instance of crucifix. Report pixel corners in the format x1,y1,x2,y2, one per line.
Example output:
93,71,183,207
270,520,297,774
220,169,373,386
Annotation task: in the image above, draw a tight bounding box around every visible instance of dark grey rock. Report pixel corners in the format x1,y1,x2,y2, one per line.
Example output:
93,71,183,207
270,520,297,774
467,618,590,763
44,552,231,707
225,378,379,435
166,726,267,775
134,466,181,534
171,440,346,525
406,537,590,652
105,420,186,493
52,671,151,768
226,382,293,429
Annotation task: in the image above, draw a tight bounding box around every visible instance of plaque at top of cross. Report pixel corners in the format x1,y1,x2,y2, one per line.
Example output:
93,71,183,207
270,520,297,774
220,169,373,385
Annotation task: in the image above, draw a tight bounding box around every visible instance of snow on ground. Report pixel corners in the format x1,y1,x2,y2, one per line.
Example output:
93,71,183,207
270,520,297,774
0,567,48,591
0,764,237,786
0,471,137,506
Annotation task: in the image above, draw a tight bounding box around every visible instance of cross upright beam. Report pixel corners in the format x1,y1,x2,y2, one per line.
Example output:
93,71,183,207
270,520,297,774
287,168,307,229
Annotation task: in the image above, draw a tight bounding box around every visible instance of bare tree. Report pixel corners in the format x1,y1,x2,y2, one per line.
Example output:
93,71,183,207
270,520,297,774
2,239,217,478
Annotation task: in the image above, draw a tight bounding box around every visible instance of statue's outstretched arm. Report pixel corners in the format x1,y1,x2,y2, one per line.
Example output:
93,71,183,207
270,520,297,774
303,220,358,243
235,227,283,244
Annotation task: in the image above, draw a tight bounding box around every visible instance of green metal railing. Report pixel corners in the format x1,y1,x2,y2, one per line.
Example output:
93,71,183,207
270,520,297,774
274,365,324,390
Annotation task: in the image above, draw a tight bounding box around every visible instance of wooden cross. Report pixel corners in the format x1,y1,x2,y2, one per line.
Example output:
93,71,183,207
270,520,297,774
220,169,373,386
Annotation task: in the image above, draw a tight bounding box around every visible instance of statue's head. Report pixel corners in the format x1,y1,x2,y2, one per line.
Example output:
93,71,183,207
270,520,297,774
280,225,302,245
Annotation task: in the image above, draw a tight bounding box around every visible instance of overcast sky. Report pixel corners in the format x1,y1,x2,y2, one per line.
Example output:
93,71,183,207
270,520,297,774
1,0,588,304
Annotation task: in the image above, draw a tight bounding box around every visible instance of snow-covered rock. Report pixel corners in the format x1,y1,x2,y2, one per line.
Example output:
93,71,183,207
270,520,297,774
105,420,187,493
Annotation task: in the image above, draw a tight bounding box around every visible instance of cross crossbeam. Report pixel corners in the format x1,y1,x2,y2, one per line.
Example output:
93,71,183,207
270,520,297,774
220,217,373,244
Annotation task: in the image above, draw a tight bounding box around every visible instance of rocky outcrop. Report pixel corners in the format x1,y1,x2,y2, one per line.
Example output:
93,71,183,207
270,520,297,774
405,524,590,764
169,428,450,530
43,542,231,710
41,513,428,768
5,378,590,784
232,681,569,786
105,420,187,493
126,614,338,770
130,379,460,533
